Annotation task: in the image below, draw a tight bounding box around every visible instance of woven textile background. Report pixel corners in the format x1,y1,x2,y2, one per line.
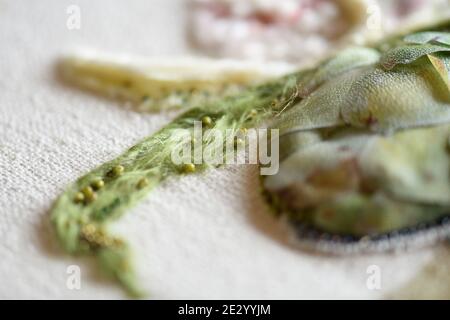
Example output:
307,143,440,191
1,0,448,299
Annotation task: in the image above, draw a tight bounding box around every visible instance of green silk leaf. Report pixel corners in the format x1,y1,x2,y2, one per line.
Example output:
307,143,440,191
428,53,450,90
405,32,450,46
275,56,450,135
342,58,450,131
381,43,450,70
297,47,380,97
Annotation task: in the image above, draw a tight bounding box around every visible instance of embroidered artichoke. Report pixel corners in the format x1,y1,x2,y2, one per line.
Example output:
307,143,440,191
264,27,450,252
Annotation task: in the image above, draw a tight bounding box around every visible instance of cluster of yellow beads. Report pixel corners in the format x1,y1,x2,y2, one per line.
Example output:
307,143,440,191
74,165,124,205
81,186,96,203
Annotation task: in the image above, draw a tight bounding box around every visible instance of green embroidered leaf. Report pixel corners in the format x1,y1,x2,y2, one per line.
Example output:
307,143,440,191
342,59,450,131
297,47,380,97
428,53,450,90
275,57,450,135
265,125,450,237
380,44,450,70
273,66,365,134
362,124,450,206
405,32,450,46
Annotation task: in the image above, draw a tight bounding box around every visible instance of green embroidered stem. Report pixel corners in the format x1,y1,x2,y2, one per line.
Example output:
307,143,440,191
51,73,300,296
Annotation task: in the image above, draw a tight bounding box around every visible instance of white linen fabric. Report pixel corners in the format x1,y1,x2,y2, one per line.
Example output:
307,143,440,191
0,0,447,299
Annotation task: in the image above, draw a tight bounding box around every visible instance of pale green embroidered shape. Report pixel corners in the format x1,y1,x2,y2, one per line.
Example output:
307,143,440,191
264,24,450,246
52,21,450,295
53,58,300,296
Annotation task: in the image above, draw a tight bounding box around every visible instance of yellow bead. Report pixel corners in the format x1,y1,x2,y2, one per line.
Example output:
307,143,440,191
81,186,96,203
109,165,124,177
74,192,85,203
137,178,149,189
91,179,104,190
85,192,97,203
201,116,213,127
81,186,94,198
182,163,196,173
